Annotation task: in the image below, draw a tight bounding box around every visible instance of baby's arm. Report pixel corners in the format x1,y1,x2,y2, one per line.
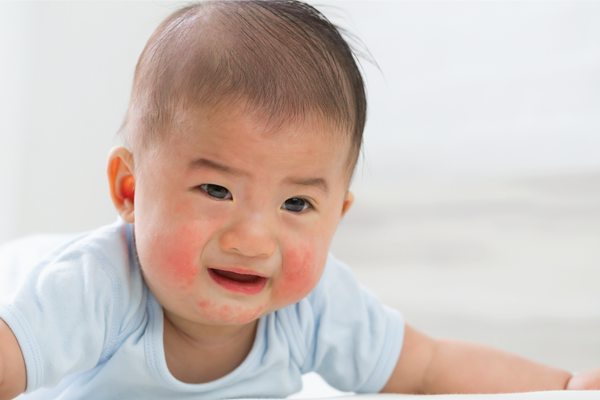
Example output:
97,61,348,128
0,318,25,400
381,324,572,394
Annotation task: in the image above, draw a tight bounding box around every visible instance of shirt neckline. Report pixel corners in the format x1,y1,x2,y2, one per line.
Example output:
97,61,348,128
144,286,267,392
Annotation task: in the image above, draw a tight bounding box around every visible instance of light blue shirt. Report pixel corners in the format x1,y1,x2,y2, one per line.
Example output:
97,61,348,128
0,220,404,399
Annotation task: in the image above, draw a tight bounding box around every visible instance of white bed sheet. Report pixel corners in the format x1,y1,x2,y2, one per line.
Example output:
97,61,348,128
289,372,598,400
293,394,599,399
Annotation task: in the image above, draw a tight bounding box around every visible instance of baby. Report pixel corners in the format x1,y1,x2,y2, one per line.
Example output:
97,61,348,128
0,1,599,399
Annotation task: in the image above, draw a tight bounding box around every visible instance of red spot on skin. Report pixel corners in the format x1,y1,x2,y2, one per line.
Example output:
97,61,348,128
197,299,210,309
196,298,266,324
274,246,321,304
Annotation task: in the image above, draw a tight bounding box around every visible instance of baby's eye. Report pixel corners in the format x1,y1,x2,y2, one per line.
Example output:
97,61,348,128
200,184,232,200
281,197,312,213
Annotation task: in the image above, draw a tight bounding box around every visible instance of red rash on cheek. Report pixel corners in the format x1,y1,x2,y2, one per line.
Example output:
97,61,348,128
159,227,203,289
166,250,198,288
275,247,320,304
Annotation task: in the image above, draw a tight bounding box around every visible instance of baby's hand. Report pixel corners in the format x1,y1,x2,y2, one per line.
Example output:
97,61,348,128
567,367,600,390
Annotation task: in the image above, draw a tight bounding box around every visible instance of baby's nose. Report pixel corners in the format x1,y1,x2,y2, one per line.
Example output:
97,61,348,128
218,215,276,258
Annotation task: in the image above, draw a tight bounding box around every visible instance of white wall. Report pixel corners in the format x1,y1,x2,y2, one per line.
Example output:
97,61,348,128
333,1,600,182
0,2,174,243
1,1,599,243
0,3,34,245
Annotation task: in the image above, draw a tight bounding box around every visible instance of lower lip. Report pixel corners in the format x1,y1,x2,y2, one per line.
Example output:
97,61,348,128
208,269,267,295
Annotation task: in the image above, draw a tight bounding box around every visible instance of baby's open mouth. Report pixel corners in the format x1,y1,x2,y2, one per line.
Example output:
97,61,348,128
208,268,267,295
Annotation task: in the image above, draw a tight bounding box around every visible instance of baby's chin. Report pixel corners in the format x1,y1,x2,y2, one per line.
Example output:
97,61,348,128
195,298,268,325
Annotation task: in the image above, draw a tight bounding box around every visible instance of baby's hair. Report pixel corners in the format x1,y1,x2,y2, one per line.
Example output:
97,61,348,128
122,0,367,173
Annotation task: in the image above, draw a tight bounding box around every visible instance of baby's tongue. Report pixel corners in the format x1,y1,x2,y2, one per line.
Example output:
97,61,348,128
212,269,260,283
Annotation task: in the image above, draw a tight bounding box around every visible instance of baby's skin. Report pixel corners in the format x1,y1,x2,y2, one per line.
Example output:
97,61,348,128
1,101,600,397
110,104,354,383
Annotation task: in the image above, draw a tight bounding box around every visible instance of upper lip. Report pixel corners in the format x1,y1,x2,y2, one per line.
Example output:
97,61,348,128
208,266,268,278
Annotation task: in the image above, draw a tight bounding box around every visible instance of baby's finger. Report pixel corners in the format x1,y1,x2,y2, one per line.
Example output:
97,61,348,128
567,367,600,390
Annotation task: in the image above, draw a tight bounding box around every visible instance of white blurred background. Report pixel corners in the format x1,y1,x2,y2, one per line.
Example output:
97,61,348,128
0,0,599,388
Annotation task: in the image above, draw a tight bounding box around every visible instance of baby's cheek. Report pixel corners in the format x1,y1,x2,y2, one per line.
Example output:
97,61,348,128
157,226,204,289
164,248,197,289
274,247,322,304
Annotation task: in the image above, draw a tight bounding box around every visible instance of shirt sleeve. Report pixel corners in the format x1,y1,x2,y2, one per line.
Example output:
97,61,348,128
300,254,405,393
0,239,121,392
0,233,84,304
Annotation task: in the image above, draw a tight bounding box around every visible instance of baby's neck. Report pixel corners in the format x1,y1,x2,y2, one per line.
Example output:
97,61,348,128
162,309,258,384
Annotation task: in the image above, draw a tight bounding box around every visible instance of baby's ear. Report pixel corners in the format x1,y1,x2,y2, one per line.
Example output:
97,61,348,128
341,191,354,217
107,146,135,223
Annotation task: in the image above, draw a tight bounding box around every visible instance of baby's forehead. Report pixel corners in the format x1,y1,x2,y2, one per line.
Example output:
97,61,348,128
167,102,349,156
139,102,354,180
125,1,364,177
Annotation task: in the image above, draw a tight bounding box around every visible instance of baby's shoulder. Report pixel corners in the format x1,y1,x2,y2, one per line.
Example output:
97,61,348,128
303,254,361,309
0,219,145,313
55,219,133,271
0,220,150,391
273,254,403,388
278,254,365,333
0,233,77,302
44,219,134,277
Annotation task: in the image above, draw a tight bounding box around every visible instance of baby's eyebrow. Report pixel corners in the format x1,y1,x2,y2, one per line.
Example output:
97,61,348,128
284,177,329,196
189,157,329,195
188,158,247,176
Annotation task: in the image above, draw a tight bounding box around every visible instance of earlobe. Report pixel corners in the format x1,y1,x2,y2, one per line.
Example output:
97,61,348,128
341,191,354,217
107,146,136,223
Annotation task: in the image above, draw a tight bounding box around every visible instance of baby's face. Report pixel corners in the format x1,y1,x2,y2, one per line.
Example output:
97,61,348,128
131,105,353,326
